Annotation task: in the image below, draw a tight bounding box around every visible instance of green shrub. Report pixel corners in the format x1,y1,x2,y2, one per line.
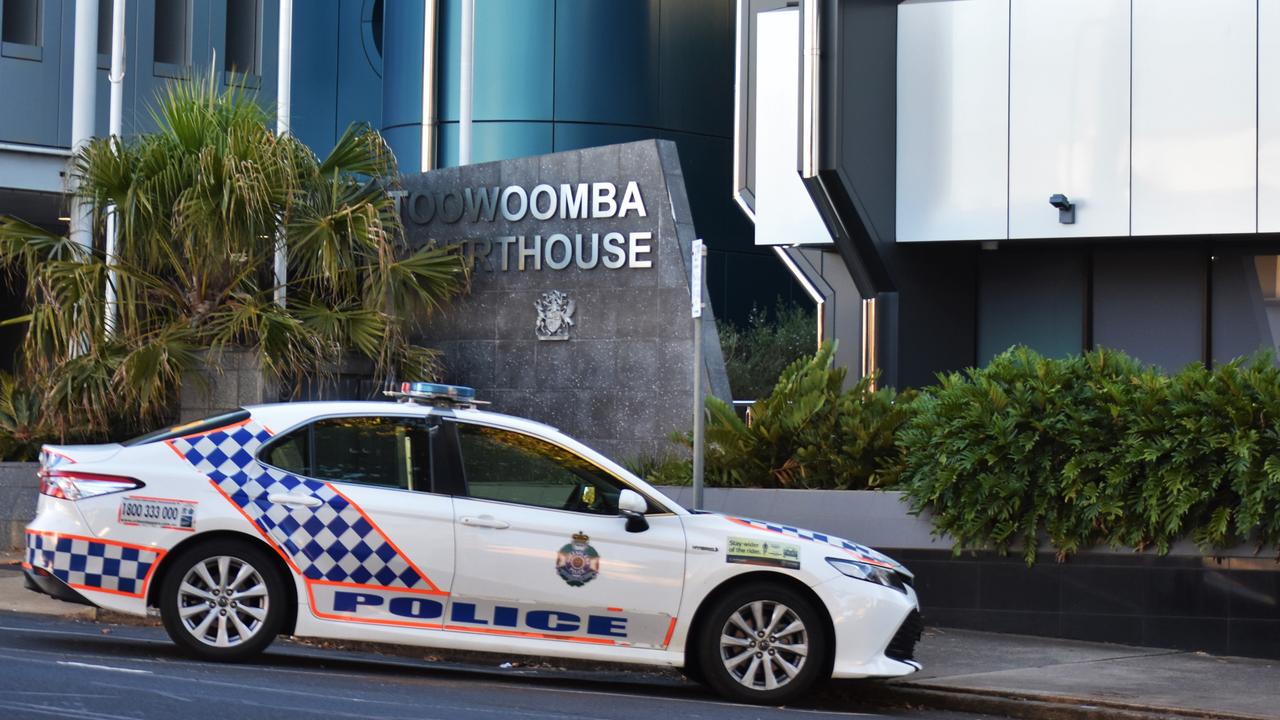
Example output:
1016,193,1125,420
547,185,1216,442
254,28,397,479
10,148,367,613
718,300,817,400
0,370,49,460
897,347,1280,564
622,452,691,486
641,343,914,490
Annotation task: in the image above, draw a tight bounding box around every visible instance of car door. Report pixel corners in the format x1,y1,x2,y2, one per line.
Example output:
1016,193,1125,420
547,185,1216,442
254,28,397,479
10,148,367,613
444,420,685,650
256,415,455,630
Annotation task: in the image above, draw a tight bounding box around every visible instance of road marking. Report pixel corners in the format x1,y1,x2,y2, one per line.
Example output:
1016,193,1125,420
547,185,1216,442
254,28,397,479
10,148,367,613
57,660,153,674
0,700,143,720
0,620,884,718
89,681,192,703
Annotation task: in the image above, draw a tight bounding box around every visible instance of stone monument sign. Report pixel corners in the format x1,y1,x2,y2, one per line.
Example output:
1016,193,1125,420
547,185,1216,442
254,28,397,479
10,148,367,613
400,140,731,460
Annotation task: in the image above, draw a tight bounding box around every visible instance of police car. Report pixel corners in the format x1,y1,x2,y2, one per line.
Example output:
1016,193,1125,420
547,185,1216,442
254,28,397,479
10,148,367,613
23,383,921,704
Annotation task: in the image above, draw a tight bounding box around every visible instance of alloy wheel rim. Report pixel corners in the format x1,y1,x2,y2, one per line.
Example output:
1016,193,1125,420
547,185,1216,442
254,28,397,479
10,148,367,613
719,600,809,691
177,555,270,648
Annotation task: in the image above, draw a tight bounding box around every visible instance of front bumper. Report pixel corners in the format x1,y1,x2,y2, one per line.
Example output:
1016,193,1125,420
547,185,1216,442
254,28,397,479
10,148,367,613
813,575,923,678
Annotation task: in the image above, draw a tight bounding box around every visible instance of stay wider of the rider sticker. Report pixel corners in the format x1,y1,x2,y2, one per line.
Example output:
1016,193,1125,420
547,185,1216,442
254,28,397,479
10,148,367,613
726,536,800,570
118,496,196,531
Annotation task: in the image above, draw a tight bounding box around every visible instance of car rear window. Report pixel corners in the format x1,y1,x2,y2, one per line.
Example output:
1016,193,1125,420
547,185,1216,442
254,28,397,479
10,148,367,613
123,410,251,446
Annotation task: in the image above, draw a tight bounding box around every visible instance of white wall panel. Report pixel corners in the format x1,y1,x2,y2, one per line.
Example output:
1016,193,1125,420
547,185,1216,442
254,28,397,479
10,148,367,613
897,0,1009,243
1132,0,1256,236
753,9,832,246
1009,0,1130,239
1260,0,1280,232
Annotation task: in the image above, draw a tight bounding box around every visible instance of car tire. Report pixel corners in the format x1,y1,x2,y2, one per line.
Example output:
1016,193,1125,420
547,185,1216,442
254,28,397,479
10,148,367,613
694,580,830,705
160,538,287,662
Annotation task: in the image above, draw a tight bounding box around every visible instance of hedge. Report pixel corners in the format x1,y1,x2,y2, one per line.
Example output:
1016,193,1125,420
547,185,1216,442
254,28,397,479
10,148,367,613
638,345,1280,565
899,347,1280,564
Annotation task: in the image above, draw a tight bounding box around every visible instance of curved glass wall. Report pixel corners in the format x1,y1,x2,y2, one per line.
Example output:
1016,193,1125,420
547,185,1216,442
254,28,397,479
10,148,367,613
426,0,793,320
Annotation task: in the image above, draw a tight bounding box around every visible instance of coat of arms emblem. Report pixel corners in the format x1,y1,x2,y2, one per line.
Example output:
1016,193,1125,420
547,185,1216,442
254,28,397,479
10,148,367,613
535,290,575,340
555,532,600,587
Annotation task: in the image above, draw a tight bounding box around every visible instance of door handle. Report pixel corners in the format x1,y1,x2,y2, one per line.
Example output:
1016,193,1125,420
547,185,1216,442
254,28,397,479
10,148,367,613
460,515,510,529
267,493,322,509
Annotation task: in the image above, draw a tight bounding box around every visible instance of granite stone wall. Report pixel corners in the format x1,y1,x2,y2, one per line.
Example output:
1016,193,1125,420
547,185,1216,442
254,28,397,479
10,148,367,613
402,140,731,461
177,349,281,423
0,462,37,550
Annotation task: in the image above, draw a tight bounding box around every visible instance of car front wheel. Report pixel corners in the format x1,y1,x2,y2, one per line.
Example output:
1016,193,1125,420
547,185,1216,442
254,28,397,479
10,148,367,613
695,581,830,704
160,539,286,661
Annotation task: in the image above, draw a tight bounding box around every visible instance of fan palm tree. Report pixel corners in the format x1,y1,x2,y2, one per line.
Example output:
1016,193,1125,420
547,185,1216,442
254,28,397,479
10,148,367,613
0,74,465,441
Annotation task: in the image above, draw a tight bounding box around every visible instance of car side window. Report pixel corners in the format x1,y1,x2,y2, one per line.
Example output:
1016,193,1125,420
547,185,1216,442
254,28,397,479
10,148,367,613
260,426,309,475
259,416,429,491
455,423,634,515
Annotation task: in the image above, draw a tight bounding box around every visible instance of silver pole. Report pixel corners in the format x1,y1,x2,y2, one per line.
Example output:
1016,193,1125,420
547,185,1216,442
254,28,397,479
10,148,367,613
458,0,474,166
104,0,126,337
69,0,100,257
274,0,294,308
691,240,706,510
421,0,439,172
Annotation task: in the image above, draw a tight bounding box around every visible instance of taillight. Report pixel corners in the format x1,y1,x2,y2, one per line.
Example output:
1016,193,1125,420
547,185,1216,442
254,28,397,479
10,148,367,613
39,470,142,500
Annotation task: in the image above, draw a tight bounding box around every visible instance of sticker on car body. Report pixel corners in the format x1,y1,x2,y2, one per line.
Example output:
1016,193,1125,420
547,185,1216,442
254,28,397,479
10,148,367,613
726,536,800,569
118,496,196,531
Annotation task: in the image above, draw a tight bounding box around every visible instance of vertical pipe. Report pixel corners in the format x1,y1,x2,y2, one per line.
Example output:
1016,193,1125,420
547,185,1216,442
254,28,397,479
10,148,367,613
458,0,475,166
276,0,293,135
69,0,100,256
421,0,439,172
105,0,127,336
274,0,293,307
691,240,707,510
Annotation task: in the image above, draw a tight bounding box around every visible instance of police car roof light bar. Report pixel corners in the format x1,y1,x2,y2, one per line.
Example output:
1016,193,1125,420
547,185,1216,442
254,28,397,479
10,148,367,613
383,382,486,408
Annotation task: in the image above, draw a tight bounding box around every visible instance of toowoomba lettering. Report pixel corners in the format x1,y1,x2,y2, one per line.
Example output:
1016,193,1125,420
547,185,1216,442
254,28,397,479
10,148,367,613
396,181,657,272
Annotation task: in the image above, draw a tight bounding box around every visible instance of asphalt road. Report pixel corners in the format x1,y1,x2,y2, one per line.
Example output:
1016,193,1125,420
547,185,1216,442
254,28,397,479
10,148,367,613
0,611,998,720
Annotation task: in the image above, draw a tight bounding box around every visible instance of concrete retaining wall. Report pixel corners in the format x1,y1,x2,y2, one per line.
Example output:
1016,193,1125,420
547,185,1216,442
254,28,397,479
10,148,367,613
654,486,1264,559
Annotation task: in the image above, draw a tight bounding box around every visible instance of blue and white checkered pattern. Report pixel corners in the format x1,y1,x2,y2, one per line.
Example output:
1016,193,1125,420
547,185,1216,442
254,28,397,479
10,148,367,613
728,516,900,568
25,532,159,597
170,423,428,589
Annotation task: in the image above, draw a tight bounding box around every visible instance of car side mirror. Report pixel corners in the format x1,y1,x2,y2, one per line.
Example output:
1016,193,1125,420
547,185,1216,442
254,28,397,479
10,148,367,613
618,489,649,533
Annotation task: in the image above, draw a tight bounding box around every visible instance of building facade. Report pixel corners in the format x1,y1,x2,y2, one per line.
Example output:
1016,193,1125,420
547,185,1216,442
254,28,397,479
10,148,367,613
739,0,1280,388
732,0,1280,657
0,0,800,376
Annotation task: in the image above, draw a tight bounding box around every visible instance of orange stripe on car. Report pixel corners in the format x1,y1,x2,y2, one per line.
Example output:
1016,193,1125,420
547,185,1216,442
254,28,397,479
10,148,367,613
205,479,303,575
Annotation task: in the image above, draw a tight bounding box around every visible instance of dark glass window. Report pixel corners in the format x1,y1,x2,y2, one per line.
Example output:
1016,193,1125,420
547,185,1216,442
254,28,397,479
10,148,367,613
456,423,643,515
260,416,429,491
154,0,190,66
97,0,113,56
2,0,41,46
259,425,309,476
224,0,260,74
1211,253,1280,365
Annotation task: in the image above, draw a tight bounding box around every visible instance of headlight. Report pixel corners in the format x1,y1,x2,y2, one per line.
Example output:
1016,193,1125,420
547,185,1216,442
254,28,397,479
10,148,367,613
826,557,909,594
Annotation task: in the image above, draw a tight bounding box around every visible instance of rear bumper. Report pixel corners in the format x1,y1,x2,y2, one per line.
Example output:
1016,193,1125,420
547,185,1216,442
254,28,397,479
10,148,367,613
23,566,94,607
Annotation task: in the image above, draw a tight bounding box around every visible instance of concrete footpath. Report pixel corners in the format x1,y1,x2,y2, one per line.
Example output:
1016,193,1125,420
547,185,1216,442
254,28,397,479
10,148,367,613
2,553,1274,720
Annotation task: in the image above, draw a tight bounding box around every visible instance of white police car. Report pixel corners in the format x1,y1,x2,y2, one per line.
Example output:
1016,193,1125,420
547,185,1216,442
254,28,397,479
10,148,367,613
23,383,921,704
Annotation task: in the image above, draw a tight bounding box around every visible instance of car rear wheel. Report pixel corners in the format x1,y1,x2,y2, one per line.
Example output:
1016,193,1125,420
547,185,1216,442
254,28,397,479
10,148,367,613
695,581,830,704
160,539,286,661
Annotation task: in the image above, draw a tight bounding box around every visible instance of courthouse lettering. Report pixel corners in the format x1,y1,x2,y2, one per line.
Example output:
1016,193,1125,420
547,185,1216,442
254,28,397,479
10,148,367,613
397,181,654,271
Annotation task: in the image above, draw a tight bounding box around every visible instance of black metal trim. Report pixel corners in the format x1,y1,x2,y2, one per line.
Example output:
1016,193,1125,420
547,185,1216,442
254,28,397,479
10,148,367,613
23,568,95,607
885,609,923,663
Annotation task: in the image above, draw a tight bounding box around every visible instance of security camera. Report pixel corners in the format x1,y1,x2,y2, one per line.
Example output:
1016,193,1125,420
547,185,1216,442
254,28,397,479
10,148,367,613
1048,194,1075,224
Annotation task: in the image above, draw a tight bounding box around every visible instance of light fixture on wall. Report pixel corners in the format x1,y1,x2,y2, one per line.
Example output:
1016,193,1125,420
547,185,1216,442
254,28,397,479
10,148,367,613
1049,194,1075,224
